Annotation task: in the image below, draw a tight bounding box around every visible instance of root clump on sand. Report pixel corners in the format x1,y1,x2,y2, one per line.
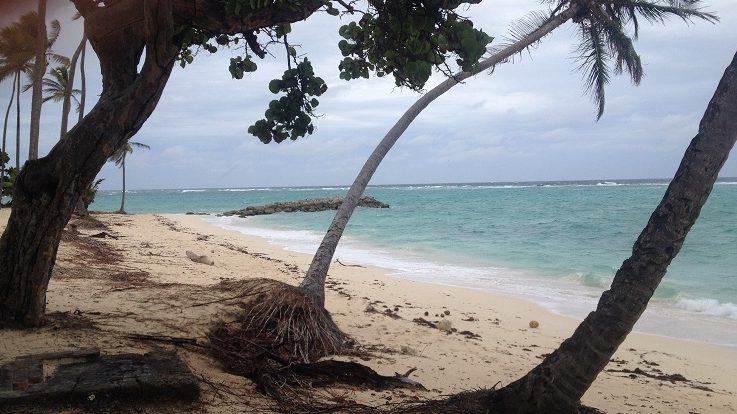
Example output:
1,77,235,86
207,278,351,372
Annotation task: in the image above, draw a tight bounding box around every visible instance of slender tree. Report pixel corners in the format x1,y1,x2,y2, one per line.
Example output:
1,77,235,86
29,0,48,161
0,72,17,205
64,12,87,135
109,140,150,213
301,0,717,307
0,11,67,168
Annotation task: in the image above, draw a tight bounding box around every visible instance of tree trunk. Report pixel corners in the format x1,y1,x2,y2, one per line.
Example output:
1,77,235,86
78,36,86,124
15,70,21,170
28,0,47,161
0,0,179,327
487,50,737,414
300,7,577,307
1,73,17,206
62,34,87,139
119,152,126,213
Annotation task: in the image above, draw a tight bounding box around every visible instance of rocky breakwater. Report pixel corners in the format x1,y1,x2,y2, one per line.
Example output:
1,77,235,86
222,196,389,218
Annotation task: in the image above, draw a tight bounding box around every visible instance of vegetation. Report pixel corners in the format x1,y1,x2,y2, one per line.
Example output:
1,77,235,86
109,141,150,213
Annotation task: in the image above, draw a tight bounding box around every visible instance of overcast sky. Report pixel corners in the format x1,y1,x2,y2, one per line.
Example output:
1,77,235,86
1,0,736,190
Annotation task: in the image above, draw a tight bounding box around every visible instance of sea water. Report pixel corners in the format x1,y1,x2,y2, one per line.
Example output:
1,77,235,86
90,179,737,346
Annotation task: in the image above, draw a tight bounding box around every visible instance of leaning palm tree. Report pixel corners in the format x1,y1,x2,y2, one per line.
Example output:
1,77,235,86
301,0,717,307
109,141,149,213
0,71,17,207
64,11,87,136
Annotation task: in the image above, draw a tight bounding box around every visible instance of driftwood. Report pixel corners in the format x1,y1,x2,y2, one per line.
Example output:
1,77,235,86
89,231,119,239
126,333,199,346
0,351,199,407
186,250,214,266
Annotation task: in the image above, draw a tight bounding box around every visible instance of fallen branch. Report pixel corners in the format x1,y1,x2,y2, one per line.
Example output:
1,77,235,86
336,259,366,268
126,333,200,346
89,231,119,239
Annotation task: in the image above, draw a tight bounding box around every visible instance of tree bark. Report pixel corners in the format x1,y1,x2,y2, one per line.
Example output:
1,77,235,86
28,0,47,161
300,7,577,307
487,50,737,413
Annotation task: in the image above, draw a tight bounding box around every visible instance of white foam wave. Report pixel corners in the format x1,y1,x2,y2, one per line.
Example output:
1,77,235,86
676,298,737,319
219,188,255,192
181,189,206,193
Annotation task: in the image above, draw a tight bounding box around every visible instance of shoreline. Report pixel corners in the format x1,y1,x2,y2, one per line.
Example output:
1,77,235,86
206,213,737,349
1,210,736,413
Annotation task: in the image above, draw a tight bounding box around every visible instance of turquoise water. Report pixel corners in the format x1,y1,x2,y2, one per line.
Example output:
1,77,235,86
91,179,737,346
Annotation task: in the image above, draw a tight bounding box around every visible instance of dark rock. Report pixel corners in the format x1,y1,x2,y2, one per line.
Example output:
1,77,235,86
222,196,390,217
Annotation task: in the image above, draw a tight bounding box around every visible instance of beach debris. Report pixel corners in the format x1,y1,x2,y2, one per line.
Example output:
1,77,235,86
443,309,451,316
126,333,199,346
221,196,389,217
186,250,214,265
529,320,540,329
436,319,453,333
400,345,419,356
335,259,366,268
0,350,199,407
412,317,437,329
89,231,118,239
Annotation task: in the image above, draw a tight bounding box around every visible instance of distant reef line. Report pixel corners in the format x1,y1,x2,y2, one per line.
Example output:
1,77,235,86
220,196,389,217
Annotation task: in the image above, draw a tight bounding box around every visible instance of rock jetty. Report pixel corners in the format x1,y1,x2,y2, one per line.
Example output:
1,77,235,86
222,196,389,217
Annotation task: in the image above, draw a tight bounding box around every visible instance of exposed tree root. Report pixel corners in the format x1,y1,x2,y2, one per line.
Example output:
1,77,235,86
207,278,352,368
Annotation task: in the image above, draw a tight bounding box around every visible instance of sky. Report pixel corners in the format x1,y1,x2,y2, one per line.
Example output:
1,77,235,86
1,0,736,190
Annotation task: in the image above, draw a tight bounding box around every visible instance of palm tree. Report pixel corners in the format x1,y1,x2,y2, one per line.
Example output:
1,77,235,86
0,11,67,166
42,65,81,138
64,12,87,136
109,141,150,213
0,71,17,207
301,0,717,307
29,0,48,161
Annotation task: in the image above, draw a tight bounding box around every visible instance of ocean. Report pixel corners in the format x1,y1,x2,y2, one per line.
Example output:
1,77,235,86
90,179,737,347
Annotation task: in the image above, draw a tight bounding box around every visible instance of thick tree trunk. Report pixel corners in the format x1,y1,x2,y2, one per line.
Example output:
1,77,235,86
28,0,47,161
0,0,179,327
300,7,576,307
487,50,737,413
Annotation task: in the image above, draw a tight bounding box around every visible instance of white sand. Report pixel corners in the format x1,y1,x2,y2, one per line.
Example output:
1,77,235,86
0,210,735,413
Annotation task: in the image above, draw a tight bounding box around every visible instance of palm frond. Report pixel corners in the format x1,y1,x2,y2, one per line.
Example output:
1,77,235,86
610,0,718,25
575,20,610,119
591,6,643,84
489,8,557,58
48,52,70,66
129,141,151,150
48,19,61,46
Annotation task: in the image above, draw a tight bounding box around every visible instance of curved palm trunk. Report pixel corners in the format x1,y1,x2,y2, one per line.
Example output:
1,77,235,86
78,37,87,123
300,7,577,307
15,70,21,170
29,0,47,161
487,50,737,413
0,0,178,327
119,152,126,213
61,34,87,138
1,73,17,205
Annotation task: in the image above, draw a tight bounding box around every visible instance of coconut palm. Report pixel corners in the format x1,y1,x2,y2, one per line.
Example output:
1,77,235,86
41,65,81,139
0,10,67,164
28,0,48,161
109,141,150,213
301,0,717,307
64,12,87,136
0,71,17,207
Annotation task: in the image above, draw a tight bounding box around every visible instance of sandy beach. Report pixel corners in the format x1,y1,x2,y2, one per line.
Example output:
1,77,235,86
1,209,735,413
